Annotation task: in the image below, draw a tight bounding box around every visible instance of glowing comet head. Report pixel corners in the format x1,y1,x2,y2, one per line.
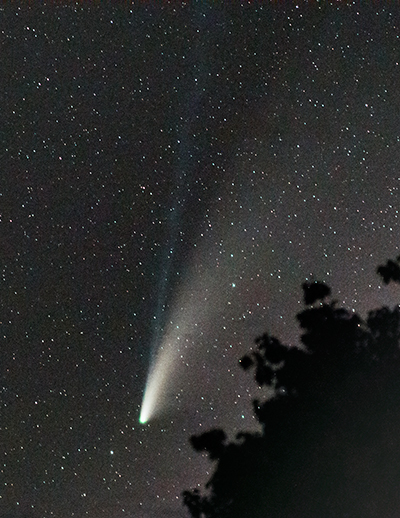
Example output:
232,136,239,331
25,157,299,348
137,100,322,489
139,387,153,424
139,377,155,424
139,409,148,424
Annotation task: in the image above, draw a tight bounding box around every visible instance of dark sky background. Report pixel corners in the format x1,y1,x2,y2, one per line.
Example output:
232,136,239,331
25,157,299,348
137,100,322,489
2,2,400,517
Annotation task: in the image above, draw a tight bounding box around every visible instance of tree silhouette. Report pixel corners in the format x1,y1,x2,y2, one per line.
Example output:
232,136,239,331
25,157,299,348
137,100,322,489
377,255,400,284
183,271,400,517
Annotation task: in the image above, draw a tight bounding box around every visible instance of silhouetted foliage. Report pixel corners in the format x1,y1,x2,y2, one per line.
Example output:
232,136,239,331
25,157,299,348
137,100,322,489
302,280,331,305
190,429,227,460
377,255,400,284
183,256,400,518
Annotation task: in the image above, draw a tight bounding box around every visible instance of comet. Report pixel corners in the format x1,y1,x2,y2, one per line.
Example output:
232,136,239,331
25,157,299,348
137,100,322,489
139,273,213,424
139,340,177,424
139,231,225,424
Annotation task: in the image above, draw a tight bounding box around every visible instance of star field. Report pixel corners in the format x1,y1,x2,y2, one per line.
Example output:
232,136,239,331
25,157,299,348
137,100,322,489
2,3,400,517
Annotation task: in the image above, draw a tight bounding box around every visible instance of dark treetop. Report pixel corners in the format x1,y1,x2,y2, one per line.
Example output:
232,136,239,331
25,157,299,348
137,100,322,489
183,260,400,518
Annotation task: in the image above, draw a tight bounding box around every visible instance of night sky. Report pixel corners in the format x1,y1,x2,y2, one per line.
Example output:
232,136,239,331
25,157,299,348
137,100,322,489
2,3,400,517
